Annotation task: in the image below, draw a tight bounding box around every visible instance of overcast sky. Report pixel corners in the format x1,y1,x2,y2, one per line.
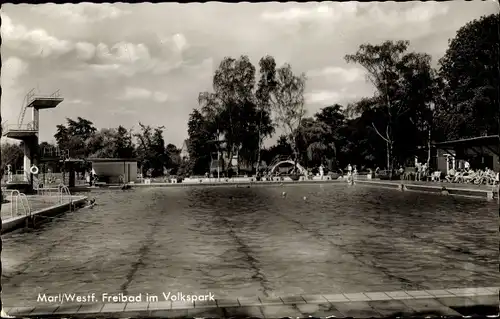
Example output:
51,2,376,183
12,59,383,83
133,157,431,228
1,2,497,147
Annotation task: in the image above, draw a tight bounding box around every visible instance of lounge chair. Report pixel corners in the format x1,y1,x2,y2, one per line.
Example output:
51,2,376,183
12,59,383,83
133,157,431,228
479,170,497,185
462,171,479,184
453,171,465,183
472,170,492,185
445,171,456,183
429,171,441,182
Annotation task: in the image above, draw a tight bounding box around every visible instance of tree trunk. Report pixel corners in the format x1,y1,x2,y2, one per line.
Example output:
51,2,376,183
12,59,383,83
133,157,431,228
386,141,391,172
427,128,431,169
236,147,240,176
256,137,262,176
387,141,393,179
226,146,233,172
293,145,300,175
255,123,262,175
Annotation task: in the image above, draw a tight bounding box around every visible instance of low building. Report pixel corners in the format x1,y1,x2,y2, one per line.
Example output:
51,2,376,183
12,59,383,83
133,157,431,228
434,135,500,174
88,158,138,184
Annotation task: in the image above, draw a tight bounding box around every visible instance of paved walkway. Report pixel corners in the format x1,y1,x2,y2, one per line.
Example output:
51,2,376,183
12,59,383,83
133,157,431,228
4,287,498,317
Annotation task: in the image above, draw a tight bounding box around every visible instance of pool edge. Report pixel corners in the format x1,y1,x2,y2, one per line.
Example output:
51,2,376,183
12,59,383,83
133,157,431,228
5,287,498,317
1,196,88,235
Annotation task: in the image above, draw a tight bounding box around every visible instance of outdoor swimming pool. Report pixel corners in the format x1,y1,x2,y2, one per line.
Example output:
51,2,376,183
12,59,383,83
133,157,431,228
2,184,498,306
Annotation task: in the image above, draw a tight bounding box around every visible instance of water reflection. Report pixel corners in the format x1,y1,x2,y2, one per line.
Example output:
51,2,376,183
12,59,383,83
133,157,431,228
2,184,498,306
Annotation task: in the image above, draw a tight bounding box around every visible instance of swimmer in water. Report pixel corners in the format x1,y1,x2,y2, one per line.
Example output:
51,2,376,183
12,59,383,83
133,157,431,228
88,198,97,208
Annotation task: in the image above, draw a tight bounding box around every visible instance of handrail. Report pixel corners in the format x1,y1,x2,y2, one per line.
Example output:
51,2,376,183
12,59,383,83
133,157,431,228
6,190,31,218
57,183,71,204
9,190,20,218
18,193,31,217
2,121,38,132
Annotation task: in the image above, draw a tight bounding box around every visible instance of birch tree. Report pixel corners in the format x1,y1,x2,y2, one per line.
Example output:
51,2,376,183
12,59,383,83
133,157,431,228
269,63,307,173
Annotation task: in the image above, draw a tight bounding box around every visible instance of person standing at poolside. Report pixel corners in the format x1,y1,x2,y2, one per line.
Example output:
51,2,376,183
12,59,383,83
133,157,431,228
415,161,422,181
464,160,470,171
319,164,324,180
347,164,353,183
352,165,357,184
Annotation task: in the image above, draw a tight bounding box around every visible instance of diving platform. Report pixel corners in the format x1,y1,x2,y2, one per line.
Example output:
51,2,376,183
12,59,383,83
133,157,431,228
2,88,64,186
2,122,38,139
26,96,64,109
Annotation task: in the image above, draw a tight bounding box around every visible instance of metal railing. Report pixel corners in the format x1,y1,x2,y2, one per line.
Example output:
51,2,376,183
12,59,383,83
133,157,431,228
57,183,72,204
5,190,31,219
27,89,61,105
2,121,38,133
33,175,55,196
42,146,69,158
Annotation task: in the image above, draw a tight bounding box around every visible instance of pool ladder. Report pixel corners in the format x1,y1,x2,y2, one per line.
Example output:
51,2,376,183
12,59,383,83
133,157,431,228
7,190,31,218
57,183,72,202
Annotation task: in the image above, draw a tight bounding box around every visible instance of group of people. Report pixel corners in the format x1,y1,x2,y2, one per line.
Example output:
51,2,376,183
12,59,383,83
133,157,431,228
445,166,499,185
345,164,358,184
413,161,429,181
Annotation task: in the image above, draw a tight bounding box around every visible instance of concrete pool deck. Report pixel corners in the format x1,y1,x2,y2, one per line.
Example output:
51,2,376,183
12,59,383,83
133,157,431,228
4,287,498,317
1,195,88,234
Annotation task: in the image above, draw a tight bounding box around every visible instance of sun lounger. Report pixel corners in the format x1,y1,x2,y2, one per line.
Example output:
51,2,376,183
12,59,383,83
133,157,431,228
429,171,441,182
462,172,479,183
452,171,464,183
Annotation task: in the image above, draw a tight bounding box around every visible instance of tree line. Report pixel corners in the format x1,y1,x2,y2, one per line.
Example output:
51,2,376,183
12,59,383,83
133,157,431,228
185,13,498,176
1,13,498,177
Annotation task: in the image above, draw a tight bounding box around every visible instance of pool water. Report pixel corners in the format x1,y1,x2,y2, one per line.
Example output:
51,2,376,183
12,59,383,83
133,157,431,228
2,184,498,306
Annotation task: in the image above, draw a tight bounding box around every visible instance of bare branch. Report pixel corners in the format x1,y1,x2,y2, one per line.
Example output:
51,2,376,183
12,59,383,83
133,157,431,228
372,122,390,143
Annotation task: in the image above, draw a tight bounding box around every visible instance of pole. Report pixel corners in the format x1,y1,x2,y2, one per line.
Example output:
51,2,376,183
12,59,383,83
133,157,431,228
217,129,220,182
217,150,220,182
426,101,434,171
427,128,431,169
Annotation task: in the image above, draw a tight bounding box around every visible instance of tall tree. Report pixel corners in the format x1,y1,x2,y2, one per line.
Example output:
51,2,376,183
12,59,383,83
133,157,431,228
134,123,167,177
166,143,181,174
296,117,330,168
394,52,438,167
436,13,499,139
269,63,307,173
254,55,278,174
199,56,258,171
86,128,117,158
66,117,97,140
345,40,435,173
115,126,135,158
313,104,346,168
54,117,97,158
186,109,214,175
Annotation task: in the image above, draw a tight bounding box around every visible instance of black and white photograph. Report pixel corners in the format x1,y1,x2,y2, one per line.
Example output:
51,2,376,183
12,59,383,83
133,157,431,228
0,1,499,318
